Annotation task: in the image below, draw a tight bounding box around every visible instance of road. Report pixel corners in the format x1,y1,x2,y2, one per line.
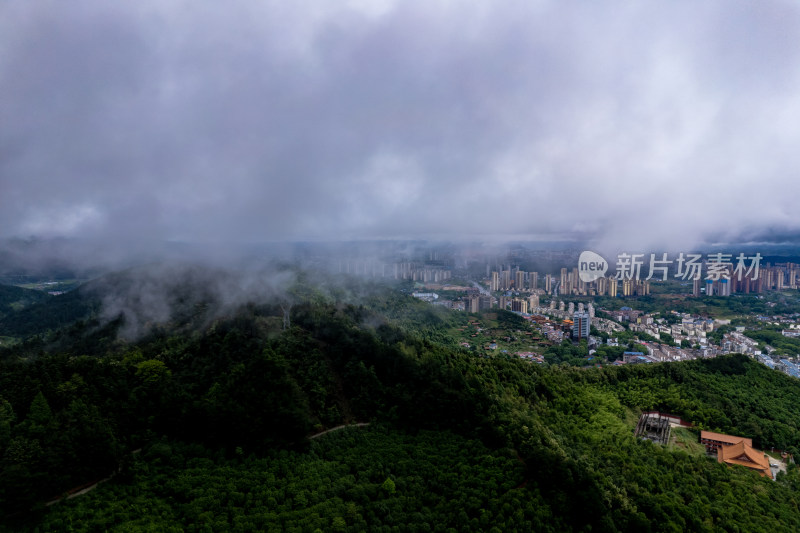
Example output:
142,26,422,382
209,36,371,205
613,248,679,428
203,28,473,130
309,423,370,440
45,448,141,507
469,281,490,296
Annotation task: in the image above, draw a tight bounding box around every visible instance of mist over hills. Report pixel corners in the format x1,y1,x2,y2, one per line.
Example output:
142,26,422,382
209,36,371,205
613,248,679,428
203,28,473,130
4,1,800,528
5,236,800,289
0,261,297,343
1,260,800,530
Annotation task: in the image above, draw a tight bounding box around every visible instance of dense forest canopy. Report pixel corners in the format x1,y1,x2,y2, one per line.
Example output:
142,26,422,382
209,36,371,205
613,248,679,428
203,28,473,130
0,264,799,531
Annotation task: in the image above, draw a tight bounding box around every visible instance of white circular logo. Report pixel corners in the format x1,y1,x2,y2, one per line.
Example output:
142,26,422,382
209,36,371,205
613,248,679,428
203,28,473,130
578,251,608,282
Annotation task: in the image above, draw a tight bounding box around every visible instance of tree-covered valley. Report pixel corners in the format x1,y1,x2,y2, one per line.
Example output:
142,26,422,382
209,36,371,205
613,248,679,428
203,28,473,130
0,265,799,532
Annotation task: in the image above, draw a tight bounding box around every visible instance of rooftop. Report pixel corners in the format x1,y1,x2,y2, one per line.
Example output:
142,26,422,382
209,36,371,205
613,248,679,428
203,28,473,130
717,441,771,477
700,431,752,447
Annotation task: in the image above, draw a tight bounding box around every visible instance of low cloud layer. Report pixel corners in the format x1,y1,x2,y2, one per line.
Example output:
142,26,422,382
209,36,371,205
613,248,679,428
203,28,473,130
2,0,800,256
89,262,297,339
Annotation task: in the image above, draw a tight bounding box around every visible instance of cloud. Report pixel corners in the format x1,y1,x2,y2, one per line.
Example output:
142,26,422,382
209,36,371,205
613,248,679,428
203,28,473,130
2,0,800,258
90,261,296,340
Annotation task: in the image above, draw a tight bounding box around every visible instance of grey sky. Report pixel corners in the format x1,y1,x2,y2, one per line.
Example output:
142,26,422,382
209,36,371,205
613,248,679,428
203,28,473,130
2,0,800,255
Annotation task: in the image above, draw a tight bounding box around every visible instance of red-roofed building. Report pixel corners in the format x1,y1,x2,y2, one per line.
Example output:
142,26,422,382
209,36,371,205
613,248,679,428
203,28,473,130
699,431,752,454
717,441,772,478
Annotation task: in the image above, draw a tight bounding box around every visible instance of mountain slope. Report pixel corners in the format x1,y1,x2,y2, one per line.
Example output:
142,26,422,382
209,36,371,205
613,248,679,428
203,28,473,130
0,270,799,531
0,284,50,321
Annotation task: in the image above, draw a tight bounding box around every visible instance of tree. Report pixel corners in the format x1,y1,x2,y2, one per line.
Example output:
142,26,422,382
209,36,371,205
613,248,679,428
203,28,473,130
0,398,14,451
24,392,54,439
331,516,347,531
136,359,172,384
381,477,396,494
660,333,676,346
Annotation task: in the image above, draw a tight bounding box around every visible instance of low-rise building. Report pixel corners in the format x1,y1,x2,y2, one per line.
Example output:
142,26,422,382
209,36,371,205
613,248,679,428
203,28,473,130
700,430,752,454
717,441,772,478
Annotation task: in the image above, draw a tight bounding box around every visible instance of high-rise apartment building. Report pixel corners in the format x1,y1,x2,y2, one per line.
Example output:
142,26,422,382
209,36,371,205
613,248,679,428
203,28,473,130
693,277,702,297
717,278,731,296
573,312,590,340
609,277,618,297
511,298,528,313
490,271,500,292
529,272,538,291
571,268,579,295
597,276,607,296
622,279,633,297
501,270,512,291
515,271,526,291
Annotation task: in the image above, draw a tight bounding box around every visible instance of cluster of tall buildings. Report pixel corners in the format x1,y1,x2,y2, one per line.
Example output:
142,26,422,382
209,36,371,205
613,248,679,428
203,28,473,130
463,294,495,313
487,259,800,299
489,268,539,292
560,267,651,297
464,292,541,314
692,263,800,296
694,278,731,297
337,260,451,282
598,276,650,297
488,265,655,298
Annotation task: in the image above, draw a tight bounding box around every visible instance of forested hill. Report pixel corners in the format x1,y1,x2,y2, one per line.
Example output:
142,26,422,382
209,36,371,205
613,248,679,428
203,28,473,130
0,283,94,339
0,284,49,322
1,267,799,531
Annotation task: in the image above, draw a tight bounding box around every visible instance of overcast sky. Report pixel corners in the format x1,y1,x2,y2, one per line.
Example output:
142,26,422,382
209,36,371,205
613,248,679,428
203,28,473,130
2,0,800,256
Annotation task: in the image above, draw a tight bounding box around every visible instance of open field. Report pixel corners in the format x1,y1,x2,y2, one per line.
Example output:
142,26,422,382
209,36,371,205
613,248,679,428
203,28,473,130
669,426,707,456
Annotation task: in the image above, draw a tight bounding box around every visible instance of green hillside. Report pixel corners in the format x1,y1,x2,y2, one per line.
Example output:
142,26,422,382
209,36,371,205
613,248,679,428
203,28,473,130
1,268,799,531
0,284,50,319
0,285,94,339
